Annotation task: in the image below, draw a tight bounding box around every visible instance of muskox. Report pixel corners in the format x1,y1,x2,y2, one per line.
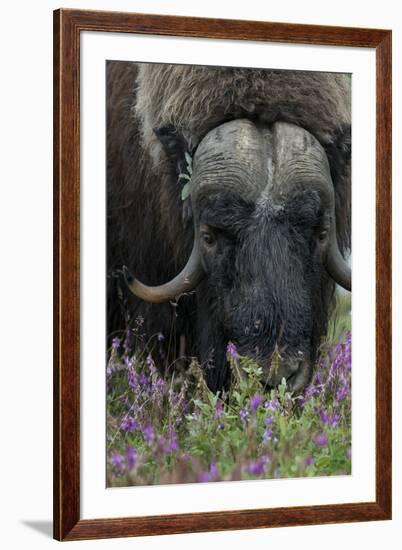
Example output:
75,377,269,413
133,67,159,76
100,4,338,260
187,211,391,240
107,61,351,394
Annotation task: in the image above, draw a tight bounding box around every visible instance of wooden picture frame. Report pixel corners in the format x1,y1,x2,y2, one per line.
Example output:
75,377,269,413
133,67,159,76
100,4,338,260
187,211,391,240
53,8,392,541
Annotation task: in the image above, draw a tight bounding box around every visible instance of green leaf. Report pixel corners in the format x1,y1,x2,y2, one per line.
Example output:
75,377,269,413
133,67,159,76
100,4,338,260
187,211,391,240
185,151,193,174
181,183,191,201
278,415,287,437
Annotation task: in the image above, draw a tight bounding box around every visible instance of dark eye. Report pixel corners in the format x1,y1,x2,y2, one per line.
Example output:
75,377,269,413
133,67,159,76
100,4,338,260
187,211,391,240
317,229,328,242
201,231,215,246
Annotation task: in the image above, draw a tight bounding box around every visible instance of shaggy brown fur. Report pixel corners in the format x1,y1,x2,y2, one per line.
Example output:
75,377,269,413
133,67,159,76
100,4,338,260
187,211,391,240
107,62,196,347
135,64,351,250
107,61,351,381
136,64,350,160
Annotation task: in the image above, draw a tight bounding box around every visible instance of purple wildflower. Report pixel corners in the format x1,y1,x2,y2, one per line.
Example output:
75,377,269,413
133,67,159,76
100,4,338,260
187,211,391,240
120,416,138,432
199,461,218,482
226,341,240,360
152,377,165,393
330,333,352,376
319,408,340,428
239,407,248,423
246,455,269,476
142,425,155,444
111,451,124,474
265,415,274,426
112,337,121,350
265,397,280,412
263,417,277,442
162,429,179,453
250,393,263,413
305,455,315,466
314,433,328,447
263,428,274,442
167,388,175,402
304,384,319,399
336,385,349,402
146,354,156,373
346,447,352,459
246,460,265,476
127,369,138,389
210,462,218,477
125,446,137,470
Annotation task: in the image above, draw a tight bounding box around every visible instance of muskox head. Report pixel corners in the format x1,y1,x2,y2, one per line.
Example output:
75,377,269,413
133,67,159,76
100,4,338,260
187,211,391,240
124,118,351,393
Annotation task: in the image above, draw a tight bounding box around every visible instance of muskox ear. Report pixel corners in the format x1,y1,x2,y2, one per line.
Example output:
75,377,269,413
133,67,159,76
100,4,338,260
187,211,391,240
153,124,191,179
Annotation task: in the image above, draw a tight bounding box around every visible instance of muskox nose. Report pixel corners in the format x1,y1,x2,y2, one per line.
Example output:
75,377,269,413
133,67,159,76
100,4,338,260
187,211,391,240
265,355,311,394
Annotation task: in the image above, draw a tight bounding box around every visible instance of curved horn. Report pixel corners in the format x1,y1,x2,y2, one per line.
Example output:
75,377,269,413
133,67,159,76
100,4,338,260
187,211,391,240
123,239,205,303
325,213,351,292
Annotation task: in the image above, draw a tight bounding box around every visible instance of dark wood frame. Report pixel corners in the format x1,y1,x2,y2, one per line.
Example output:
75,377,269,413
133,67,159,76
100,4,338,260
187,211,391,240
53,8,392,541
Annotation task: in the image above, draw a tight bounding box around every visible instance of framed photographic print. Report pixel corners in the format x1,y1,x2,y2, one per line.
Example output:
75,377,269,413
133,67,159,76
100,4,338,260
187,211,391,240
53,8,392,541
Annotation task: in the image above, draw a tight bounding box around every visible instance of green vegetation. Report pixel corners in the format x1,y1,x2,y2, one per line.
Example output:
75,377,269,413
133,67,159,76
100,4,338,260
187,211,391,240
107,293,351,486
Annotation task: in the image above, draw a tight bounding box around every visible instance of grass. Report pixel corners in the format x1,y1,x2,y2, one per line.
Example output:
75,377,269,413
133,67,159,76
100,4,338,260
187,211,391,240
106,292,351,486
